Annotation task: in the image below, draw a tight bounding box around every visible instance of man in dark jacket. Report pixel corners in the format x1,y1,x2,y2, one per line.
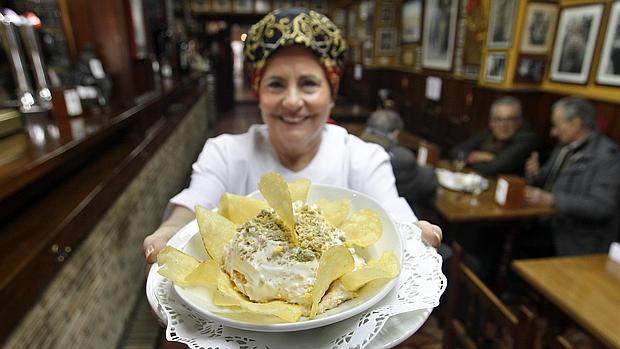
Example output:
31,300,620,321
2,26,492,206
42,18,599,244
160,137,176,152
450,96,540,176
361,109,438,214
525,97,620,256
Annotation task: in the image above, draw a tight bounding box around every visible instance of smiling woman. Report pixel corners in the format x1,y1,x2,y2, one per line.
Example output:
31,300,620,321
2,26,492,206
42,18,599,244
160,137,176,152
143,7,442,269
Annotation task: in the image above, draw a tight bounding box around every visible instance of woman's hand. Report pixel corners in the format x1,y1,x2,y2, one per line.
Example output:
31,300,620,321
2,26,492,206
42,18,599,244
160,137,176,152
143,205,195,264
415,220,442,248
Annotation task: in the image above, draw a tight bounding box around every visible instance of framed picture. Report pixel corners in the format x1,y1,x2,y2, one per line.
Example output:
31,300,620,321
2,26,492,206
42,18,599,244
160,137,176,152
514,55,546,83
596,2,620,86
485,52,507,83
376,28,397,56
487,0,519,48
233,0,253,13
402,0,422,43
422,0,459,71
212,0,231,12
380,0,396,24
550,4,603,84
254,0,270,13
520,2,558,54
272,0,293,10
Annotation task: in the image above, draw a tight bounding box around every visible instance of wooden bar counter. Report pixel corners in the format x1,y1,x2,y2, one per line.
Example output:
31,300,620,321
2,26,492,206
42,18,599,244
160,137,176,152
0,72,209,345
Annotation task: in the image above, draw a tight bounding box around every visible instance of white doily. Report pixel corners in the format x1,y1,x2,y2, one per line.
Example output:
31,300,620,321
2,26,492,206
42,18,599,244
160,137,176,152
151,222,446,349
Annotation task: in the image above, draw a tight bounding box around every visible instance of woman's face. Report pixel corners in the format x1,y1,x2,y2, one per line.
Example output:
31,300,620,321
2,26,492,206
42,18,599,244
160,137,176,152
258,46,333,153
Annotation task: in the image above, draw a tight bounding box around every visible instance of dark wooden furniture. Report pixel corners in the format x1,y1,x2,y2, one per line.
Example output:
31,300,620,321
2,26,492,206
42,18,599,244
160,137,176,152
443,242,536,349
0,73,206,342
512,255,620,348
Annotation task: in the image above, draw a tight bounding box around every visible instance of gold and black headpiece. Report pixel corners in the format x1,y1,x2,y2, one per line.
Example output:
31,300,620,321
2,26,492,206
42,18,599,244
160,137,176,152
244,7,347,95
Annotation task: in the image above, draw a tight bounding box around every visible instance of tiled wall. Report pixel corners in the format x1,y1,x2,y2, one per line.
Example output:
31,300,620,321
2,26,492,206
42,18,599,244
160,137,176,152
4,93,209,349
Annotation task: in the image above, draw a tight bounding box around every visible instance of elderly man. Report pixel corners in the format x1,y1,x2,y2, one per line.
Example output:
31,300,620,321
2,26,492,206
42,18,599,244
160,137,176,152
525,97,620,256
361,109,438,213
450,96,540,176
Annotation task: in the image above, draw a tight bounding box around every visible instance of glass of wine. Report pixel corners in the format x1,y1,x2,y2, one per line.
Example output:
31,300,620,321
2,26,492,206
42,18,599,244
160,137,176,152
453,151,466,172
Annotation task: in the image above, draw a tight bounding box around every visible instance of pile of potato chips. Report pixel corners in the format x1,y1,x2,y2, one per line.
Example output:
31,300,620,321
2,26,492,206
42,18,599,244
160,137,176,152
157,172,400,323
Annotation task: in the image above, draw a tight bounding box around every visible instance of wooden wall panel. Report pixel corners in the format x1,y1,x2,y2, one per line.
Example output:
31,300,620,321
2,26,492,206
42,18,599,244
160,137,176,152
340,68,620,156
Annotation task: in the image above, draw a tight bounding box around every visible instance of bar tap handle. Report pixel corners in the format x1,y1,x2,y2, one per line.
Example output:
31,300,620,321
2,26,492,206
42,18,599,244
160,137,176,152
0,10,39,113
19,12,52,109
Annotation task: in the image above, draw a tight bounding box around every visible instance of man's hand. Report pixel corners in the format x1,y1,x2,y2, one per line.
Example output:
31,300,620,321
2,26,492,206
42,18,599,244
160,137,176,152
415,220,442,248
468,151,495,163
524,185,554,207
525,151,540,179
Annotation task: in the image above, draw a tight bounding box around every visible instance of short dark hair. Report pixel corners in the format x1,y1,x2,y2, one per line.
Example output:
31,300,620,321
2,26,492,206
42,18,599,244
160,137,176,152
552,96,598,130
490,96,522,119
366,109,404,134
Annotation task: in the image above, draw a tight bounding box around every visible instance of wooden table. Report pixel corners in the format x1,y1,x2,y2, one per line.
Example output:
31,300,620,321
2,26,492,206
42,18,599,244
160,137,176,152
431,164,554,289
512,255,620,348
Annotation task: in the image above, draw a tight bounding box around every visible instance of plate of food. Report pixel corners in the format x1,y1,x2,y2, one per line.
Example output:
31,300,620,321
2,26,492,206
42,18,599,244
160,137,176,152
154,172,403,332
435,168,489,193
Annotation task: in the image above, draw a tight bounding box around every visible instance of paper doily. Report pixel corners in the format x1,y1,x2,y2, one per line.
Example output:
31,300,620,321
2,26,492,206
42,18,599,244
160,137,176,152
150,222,446,349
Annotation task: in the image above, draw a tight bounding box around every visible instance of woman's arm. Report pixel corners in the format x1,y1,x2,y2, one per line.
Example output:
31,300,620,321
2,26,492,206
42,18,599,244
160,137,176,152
143,205,195,264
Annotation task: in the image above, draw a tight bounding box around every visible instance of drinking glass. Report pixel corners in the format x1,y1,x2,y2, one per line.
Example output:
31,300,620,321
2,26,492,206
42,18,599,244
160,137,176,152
453,151,466,172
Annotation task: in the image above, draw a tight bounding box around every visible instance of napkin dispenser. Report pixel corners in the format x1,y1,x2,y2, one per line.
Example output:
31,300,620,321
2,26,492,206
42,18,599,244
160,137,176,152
417,140,440,166
494,175,525,208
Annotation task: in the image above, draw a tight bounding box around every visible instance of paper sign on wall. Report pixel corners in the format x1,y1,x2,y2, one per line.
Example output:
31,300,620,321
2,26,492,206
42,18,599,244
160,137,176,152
425,76,442,101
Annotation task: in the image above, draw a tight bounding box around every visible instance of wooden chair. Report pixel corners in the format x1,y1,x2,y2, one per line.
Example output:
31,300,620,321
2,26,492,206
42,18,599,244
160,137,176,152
442,242,536,349
552,335,574,349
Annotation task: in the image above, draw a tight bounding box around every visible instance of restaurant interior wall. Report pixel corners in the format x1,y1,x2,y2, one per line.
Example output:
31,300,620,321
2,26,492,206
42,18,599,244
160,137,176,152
338,0,620,156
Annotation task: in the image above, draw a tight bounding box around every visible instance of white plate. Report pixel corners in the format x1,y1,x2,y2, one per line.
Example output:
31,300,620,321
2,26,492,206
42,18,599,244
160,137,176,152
435,168,489,193
170,184,403,332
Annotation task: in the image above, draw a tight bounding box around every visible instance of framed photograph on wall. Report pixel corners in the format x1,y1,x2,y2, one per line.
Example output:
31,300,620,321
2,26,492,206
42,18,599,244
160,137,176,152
422,0,459,71
514,55,546,83
212,0,231,12
254,0,270,13
596,2,620,86
487,0,519,48
376,28,397,56
550,4,603,84
485,52,507,83
233,0,253,13
520,2,558,54
402,0,422,43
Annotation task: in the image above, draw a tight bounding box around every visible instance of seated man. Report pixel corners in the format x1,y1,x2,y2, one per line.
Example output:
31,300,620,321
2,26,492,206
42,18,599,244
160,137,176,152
360,109,438,213
450,96,540,176
524,97,620,256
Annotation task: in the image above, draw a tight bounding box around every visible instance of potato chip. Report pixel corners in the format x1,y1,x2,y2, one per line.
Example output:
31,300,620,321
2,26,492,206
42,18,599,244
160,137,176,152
340,251,400,291
195,205,237,264
218,193,268,225
288,178,311,202
339,209,383,247
310,245,354,318
316,198,351,227
258,172,298,244
214,273,303,322
157,246,200,287
184,259,222,288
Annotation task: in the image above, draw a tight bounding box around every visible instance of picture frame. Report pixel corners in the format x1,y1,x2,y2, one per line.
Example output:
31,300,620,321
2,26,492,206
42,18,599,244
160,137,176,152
487,0,519,49
422,0,459,71
233,0,253,13
380,0,396,24
596,2,620,86
376,28,397,56
520,2,558,54
514,55,546,83
401,0,422,44
254,0,270,13
212,0,231,12
485,52,507,83
550,4,603,84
